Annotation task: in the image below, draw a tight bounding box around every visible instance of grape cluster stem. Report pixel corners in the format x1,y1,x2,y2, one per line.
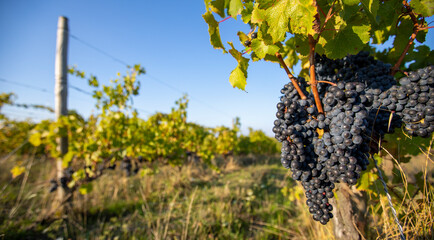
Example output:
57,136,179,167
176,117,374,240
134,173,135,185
275,52,307,100
309,35,324,114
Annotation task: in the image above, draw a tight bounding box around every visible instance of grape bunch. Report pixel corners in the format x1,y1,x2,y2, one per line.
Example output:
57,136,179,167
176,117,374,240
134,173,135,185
274,51,434,224
274,77,335,224
381,66,434,137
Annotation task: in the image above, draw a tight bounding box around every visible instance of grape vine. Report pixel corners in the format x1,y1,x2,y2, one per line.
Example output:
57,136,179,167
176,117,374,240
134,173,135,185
203,0,433,228
0,65,280,196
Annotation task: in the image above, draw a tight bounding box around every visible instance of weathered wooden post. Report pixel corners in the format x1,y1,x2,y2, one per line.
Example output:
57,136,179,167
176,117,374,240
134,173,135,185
54,16,69,208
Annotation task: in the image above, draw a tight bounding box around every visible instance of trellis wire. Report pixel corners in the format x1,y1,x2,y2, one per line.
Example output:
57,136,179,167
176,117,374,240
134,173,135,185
372,156,406,240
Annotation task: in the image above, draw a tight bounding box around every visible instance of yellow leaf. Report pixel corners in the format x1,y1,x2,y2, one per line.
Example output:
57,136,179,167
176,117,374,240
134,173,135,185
62,152,74,168
11,166,25,178
29,132,41,146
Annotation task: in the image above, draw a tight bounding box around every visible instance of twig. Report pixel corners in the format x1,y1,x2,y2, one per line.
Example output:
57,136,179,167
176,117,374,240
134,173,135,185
275,52,307,100
313,0,321,34
219,16,231,23
318,80,337,86
315,0,338,42
316,1,327,18
390,1,430,76
418,26,434,31
309,0,336,114
390,28,418,76
308,35,324,114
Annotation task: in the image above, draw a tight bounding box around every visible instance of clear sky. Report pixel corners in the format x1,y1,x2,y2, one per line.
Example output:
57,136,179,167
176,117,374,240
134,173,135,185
0,1,433,136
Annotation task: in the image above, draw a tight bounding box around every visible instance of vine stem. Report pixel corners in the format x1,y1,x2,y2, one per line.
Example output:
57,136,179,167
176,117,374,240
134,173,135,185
390,0,429,76
308,35,324,114
219,16,231,23
318,80,337,86
315,0,338,41
275,52,307,100
390,25,419,76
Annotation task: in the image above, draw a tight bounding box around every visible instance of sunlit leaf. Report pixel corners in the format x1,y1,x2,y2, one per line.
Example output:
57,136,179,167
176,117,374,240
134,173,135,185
29,132,42,147
410,0,434,17
202,11,227,53
11,166,25,178
228,0,243,19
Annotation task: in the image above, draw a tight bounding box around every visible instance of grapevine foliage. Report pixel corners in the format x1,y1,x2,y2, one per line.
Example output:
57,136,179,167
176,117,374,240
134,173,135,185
1,65,280,195
203,0,433,90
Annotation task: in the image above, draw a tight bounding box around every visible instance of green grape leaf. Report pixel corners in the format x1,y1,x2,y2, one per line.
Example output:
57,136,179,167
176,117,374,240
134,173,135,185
88,76,99,87
340,3,360,22
228,42,249,90
389,16,414,60
258,21,274,45
287,0,317,36
357,171,379,193
324,24,371,59
228,0,243,19
257,0,277,9
210,0,227,18
373,153,383,166
62,151,74,168
405,45,434,70
250,39,279,59
251,3,266,24
72,169,86,181
342,0,359,6
299,56,310,80
371,0,401,44
283,37,300,69
361,0,380,26
79,183,93,195
416,28,427,43
229,66,248,90
205,0,212,10
264,0,291,42
237,31,249,44
410,0,434,17
241,1,254,23
203,11,227,53
294,34,310,56
265,0,316,42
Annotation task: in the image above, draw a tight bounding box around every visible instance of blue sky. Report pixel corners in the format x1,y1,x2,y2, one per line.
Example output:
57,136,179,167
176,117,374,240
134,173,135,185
0,1,433,136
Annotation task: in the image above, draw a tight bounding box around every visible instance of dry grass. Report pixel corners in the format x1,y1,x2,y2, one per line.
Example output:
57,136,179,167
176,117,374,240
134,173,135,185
0,151,432,239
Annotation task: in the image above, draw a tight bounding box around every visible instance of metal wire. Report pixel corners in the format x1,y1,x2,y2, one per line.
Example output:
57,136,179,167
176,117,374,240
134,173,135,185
372,157,406,240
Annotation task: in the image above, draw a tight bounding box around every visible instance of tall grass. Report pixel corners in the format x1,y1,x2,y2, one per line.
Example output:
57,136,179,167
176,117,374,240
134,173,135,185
1,155,336,239
0,152,432,239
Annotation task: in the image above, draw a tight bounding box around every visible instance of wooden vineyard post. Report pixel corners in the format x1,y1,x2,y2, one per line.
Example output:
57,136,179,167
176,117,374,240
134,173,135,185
54,16,69,211
331,184,368,240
